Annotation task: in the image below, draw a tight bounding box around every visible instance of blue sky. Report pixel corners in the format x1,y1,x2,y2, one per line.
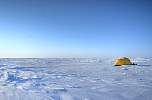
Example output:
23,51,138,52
0,0,151,58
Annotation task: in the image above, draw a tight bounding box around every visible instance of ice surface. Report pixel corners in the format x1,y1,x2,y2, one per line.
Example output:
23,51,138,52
0,58,152,100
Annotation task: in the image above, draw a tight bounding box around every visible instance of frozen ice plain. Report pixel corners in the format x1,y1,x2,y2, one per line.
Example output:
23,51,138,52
0,58,152,100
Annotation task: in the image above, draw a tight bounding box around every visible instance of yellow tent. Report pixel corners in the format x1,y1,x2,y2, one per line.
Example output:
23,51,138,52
114,57,132,66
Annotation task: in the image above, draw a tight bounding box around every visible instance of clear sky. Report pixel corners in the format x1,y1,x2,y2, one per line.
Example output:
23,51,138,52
0,0,151,58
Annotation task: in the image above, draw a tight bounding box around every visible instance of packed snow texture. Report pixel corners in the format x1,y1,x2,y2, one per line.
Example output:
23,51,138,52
0,58,152,100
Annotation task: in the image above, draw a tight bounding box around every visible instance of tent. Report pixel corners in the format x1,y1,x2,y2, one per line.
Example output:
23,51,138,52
114,57,133,66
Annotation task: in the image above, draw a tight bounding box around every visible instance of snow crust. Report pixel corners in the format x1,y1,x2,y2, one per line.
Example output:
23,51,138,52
0,58,152,100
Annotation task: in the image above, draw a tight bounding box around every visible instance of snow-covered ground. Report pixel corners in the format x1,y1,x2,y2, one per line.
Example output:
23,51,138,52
0,58,152,100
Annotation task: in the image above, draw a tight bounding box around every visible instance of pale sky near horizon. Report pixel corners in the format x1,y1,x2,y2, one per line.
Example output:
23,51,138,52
0,0,152,58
